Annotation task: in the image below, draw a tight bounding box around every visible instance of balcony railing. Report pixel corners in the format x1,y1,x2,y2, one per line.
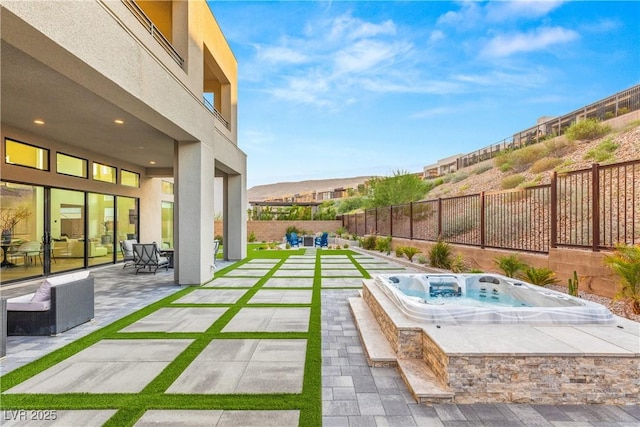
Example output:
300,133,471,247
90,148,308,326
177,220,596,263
203,97,230,130
121,0,184,68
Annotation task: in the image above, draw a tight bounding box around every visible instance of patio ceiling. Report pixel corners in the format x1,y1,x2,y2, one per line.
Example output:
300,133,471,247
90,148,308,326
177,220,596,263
1,41,177,170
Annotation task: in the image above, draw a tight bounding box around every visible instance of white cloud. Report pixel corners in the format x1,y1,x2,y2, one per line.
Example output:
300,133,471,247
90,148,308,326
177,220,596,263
485,1,565,22
255,45,308,64
334,39,412,75
481,26,579,57
325,14,396,42
428,30,445,44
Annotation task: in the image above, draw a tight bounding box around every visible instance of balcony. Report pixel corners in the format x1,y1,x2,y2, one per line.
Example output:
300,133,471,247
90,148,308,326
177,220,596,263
121,0,184,68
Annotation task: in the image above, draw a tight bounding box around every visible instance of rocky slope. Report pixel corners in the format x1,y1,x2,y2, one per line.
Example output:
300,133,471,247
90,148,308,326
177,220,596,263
427,120,640,199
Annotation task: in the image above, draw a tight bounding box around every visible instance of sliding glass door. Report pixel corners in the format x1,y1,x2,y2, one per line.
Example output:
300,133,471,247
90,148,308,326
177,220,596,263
1,180,139,285
0,182,45,283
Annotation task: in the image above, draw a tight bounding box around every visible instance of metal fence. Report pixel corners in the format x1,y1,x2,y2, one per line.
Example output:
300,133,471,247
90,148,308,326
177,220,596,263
342,160,640,253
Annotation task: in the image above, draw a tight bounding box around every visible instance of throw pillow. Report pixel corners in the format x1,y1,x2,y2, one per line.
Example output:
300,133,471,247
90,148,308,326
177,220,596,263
31,280,52,302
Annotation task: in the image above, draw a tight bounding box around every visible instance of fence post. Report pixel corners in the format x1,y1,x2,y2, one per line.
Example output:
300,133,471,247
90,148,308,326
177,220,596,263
550,172,557,248
409,202,414,240
389,206,393,237
592,163,600,252
364,209,368,236
437,198,442,238
375,208,378,235
480,192,485,249
354,214,357,237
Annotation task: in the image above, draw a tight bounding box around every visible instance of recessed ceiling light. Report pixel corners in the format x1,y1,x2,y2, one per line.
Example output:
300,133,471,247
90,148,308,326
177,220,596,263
114,119,124,124
34,119,45,125
149,161,156,165
137,146,144,150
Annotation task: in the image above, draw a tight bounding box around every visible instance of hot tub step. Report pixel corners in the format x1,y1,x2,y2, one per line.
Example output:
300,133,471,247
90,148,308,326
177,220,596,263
398,359,454,404
349,297,397,367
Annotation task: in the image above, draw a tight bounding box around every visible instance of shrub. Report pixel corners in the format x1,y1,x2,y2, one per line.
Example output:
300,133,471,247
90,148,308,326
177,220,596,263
375,236,392,253
395,246,405,258
429,240,452,269
519,266,557,286
603,244,640,315
530,157,563,174
543,138,574,157
286,226,301,236
499,162,513,173
450,172,469,183
494,254,528,278
501,174,525,189
214,234,224,246
450,254,467,273
343,244,349,248
416,255,428,265
248,231,257,243
565,118,611,142
335,226,348,237
335,245,341,249
583,138,618,162
361,235,377,250
509,144,548,173
403,246,421,262
472,164,493,175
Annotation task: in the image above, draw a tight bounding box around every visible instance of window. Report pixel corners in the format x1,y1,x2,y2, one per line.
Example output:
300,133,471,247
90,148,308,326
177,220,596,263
161,180,174,195
57,152,87,178
92,162,116,183
4,139,49,171
161,201,174,248
121,170,140,188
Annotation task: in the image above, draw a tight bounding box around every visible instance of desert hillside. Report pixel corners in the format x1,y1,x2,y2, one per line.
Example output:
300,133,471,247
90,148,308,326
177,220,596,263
248,176,373,202
248,116,639,203
426,120,640,199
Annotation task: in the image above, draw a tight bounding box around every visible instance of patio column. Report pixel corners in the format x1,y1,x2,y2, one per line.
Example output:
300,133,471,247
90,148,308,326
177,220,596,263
175,141,216,285
224,173,246,260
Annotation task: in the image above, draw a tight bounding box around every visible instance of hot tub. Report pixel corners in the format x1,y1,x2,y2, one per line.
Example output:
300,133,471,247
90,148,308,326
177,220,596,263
375,273,615,324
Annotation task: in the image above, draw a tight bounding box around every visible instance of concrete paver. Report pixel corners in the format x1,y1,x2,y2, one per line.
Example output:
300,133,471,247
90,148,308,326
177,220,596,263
5,339,193,394
249,289,312,304
263,277,314,288
2,255,639,426
173,289,247,304
120,307,227,333
222,307,310,332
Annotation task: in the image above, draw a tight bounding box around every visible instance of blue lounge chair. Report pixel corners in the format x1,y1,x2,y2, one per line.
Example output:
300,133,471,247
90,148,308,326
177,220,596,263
288,232,300,247
315,232,329,248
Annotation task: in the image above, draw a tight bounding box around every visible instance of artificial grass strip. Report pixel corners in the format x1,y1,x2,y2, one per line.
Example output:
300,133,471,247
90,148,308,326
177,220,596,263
0,249,350,427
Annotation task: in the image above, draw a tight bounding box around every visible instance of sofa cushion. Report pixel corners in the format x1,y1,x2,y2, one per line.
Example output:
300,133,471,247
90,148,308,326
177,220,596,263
8,293,51,311
46,270,90,287
31,280,52,302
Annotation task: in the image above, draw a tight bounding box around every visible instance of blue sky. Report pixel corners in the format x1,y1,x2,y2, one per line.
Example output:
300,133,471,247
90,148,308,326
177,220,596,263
207,1,640,189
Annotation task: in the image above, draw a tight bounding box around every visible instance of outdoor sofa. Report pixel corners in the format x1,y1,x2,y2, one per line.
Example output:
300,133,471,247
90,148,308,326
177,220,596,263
5,271,94,336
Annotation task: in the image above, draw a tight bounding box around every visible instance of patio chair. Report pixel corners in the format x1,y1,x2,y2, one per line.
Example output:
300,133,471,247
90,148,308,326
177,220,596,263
132,243,169,274
120,239,137,269
315,232,329,248
15,241,42,268
287,232,300,247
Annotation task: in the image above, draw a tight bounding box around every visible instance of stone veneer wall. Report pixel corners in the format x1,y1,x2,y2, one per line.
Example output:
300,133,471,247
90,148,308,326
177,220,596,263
444,355,639,404
422,332,449,387
363,280,640,405
362,286,422,359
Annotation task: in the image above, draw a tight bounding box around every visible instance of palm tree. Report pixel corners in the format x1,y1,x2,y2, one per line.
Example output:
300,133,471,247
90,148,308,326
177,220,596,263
603,244,640,315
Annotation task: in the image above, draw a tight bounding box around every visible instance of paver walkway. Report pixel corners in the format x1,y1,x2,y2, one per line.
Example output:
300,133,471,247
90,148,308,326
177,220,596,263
1,251,639,426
